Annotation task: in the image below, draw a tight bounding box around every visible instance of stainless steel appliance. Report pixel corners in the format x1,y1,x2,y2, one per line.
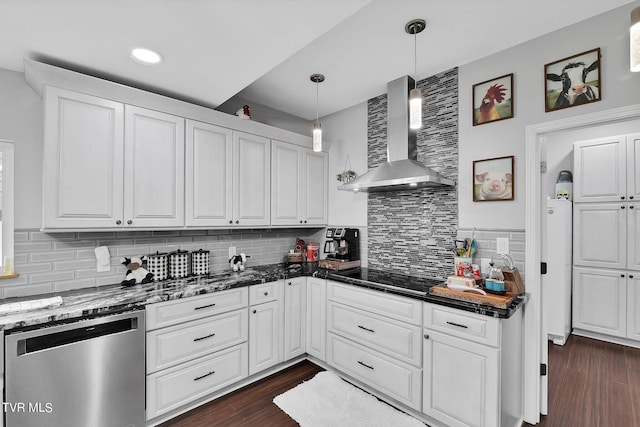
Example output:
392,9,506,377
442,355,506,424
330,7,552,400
5,310,145,427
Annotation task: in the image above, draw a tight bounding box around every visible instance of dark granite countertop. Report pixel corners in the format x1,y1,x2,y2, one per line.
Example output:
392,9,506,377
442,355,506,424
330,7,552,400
321,267,528,319
0,263,526,332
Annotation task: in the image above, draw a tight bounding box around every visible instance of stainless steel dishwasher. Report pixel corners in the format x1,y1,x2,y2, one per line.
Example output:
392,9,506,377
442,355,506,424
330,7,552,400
5,310,145,427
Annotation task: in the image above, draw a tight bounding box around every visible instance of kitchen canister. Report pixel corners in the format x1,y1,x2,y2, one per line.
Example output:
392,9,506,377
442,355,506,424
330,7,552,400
146,251,168,281
168,250,190,279
306,242,319,262
190,249,210,276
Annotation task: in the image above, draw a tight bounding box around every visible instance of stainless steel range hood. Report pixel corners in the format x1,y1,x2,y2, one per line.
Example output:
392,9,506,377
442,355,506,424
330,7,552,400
339,75,455,192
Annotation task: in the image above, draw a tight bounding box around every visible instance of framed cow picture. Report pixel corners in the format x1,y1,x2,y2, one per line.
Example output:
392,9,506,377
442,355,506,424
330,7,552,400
472,73,514,126
544,47,601,112
473,156,514,202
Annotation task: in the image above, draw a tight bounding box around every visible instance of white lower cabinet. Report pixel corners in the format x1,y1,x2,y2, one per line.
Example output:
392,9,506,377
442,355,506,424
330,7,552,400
249,281,284,375
422,302,524,427
306,277,327,361
284,277,307,360
628,274,640,341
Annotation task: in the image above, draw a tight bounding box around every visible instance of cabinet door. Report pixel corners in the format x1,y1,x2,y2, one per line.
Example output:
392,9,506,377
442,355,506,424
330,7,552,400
573,266,627,337
423,329,499,427
233,132,270,226
302,149,328,225
249,301,282,375
628,133,640,201
284,277,307,360
306,277,327,361
573,136,627,202
185,120,233,226
629,203,640,271
43,87,125,229
573,203,626,269
124,106,185,227
628,274,640,341
271,141,302,226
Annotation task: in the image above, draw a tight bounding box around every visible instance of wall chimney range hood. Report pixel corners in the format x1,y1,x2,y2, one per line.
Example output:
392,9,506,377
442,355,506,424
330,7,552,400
339,75,455,192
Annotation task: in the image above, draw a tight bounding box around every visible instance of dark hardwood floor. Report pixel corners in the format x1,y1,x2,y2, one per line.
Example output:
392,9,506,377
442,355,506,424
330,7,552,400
161,335,640,427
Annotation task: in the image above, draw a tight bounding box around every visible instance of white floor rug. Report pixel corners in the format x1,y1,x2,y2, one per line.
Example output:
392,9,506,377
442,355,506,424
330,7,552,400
273,371,426,427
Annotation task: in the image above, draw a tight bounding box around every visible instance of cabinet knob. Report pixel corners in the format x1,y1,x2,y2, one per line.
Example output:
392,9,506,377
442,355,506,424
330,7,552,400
288,281,292,286
127,219,133,225
621,206,626,209
116,220,122,225
235,220,239,224
631,206,635,210
300,220,303,224
622,196,626,200
304,220,307,224
631,196,635,200
621,274,626,278
229,220,233,224
252,309,257,314
264,291,269,296
423,334,429,340
630,275,635,279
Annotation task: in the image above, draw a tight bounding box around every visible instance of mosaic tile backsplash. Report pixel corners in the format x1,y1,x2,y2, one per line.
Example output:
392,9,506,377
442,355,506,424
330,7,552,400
367,68,459,280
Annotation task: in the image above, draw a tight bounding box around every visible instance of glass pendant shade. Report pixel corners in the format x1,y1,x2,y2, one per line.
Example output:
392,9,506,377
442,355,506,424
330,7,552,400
409,87,422,130
312,121,322,152
632,6,640,72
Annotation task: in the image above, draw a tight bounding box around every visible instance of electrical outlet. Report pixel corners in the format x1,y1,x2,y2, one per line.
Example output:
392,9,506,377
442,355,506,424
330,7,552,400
480,258,492,275
228,246,237,259
496,237,509,255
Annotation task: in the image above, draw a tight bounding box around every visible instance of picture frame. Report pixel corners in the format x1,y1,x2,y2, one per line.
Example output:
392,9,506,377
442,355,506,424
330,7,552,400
544,47,601,112
473,156,514,202
472,73,513,126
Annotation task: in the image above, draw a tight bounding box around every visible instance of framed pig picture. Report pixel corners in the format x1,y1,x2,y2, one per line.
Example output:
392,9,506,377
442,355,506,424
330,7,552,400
544,47,601,112
473,156,514,202
472,73,513,126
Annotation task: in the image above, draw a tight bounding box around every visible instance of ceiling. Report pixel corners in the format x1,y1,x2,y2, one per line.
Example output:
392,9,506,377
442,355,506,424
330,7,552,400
1,0,637,121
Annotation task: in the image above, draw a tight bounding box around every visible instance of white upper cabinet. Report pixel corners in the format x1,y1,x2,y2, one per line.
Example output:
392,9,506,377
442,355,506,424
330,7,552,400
628,133,640,201
271,140,327,226
124,106,185,228
43,87,125,229
185,120,234,226
573,203,627,269
233,131,271,227
573,135,629,202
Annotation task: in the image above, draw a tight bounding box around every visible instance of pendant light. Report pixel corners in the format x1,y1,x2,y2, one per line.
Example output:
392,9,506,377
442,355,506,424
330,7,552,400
632,6,640,72
310,73,325,152
405,19,426,130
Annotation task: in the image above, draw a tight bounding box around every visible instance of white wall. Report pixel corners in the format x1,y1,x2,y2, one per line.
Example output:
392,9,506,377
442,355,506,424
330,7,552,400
458,1,640,229
0,69,43,229
323,102,368,227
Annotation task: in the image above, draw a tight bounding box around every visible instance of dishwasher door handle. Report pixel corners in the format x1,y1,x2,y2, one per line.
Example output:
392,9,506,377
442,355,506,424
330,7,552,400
16,314,140,356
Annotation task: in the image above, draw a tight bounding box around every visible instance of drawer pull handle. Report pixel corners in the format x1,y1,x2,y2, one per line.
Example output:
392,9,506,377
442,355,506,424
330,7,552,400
193,332,216,342
446,321,468,329
194,303,216,311
357,361,374,370
357,325,375,333
193,371,215,381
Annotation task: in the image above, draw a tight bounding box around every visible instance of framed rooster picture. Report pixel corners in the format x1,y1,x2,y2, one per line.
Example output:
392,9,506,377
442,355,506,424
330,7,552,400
472,73,514,126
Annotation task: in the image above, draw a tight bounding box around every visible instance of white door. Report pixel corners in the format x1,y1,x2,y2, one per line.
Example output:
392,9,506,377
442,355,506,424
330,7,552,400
42,87,125,229
573,203,626,269
248,301,282,375
628,203,640,271
302,149,328,225
306,277,327,361
233,132,270,226
573,135,626,202
124,106,184,228
627,133,640,201
271,141,302,226
283,277,307,360
627,274,640,341
573,266,627,337
423,329,499,427
185,120,233,226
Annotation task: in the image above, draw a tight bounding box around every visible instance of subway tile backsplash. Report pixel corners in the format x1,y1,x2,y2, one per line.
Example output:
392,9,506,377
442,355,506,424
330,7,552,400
1,228,322,299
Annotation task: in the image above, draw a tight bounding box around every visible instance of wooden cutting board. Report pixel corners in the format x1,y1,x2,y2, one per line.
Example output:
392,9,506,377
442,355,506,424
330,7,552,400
430,285,517,309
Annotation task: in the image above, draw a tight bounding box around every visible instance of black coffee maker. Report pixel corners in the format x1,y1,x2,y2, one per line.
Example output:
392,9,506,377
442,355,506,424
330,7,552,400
324,228,360,261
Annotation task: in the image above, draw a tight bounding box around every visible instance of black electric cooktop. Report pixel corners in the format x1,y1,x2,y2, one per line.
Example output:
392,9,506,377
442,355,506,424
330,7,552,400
327,267,442,297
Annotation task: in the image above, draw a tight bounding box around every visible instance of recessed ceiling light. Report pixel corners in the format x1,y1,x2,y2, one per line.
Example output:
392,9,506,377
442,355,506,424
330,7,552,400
130,47,163,65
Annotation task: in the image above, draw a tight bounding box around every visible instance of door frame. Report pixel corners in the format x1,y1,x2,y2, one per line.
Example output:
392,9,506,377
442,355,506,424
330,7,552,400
523,103,640,424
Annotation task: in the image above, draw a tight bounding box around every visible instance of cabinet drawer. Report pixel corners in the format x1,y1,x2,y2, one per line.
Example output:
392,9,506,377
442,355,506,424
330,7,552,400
327,281,422,325
146,287,248,330
423,303,500,347
147,309,248,373
146,343,248,419
327,302,421,366
327,334,422,410
249,281,280,305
